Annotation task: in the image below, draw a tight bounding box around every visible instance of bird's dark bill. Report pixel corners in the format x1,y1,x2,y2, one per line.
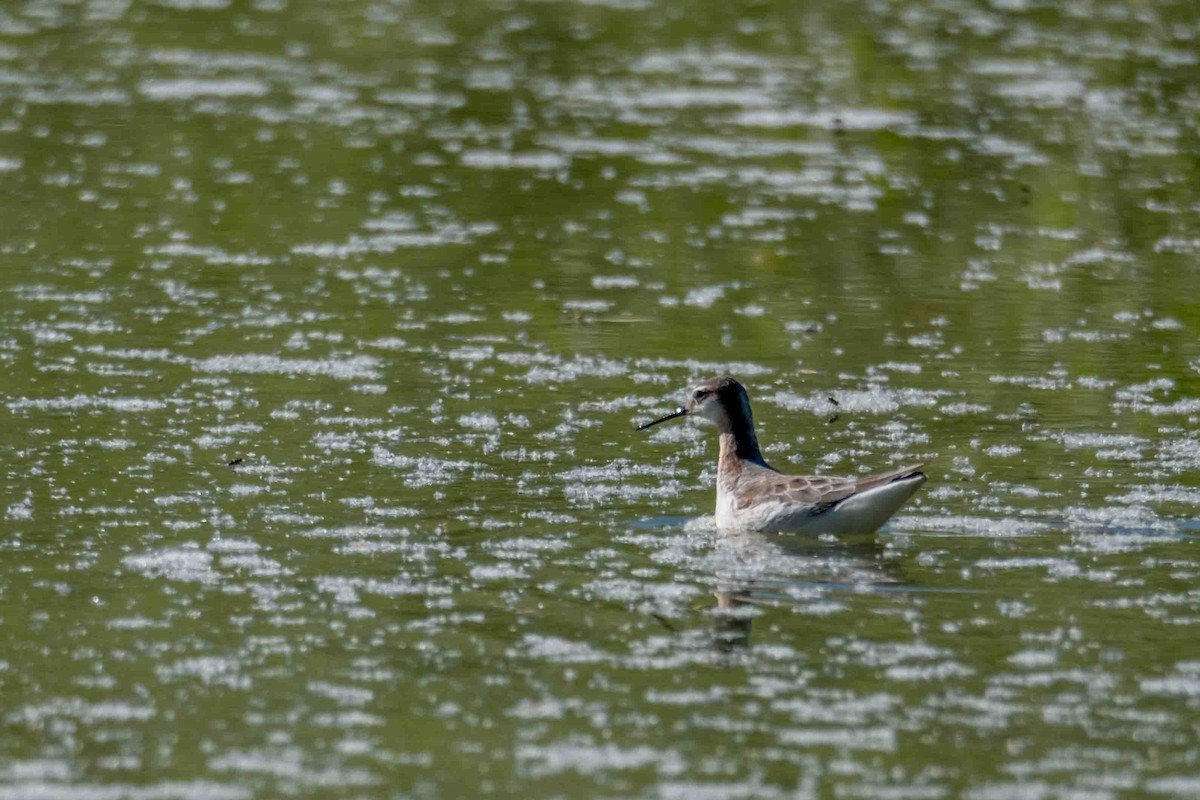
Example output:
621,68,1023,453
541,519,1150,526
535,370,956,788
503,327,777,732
638,407,687,430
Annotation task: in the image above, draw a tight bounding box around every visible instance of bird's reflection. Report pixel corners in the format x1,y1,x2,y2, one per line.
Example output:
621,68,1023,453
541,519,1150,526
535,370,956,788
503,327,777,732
711,589,754,652
706,530,900,652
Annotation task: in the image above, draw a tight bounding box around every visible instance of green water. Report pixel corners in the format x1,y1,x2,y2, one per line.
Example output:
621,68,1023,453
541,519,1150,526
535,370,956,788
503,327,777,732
3,0,1200,797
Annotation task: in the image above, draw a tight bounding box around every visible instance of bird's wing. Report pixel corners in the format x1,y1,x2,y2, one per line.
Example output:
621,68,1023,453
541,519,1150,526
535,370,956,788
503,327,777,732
853,463,926,493
735,463,926,514
733,471,858,512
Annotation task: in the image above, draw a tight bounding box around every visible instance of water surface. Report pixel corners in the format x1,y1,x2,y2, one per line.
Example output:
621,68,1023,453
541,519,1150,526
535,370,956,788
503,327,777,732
3,0,1200,797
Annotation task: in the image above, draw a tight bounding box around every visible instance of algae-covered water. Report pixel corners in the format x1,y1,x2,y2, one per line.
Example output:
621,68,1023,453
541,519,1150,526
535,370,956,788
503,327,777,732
3,0,1200,797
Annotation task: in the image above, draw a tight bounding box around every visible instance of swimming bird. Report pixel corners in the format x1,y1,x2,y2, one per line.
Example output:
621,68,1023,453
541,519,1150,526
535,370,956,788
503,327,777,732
638,377,926,534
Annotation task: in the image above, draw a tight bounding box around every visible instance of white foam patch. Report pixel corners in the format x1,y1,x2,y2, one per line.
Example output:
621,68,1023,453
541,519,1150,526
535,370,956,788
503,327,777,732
516,634,605,664
206,538,258,553
1114,378,1200,416
683,286,725,308
592,275,640,289
1112,485,1200,507
0,760,73,781
154,0,231,6
656,781,791,800
974,135,1049,166
996,78,1085,106
631,357,772,377
314,575,450,602
889,515,1051,537
560,461,689,505
207,749,377,785
0,781,250,799
470,563,529,581
5,496,32,521
8,395,167,412
15,698,156,724
457,412,499,431
1154,236,1200,254
643,87,772,108
1145,777,1200,795
146,242,273,266
963,781,1053,800
499,352,630,383
973,557,1080,578
778,727,896,751
157,657,248,688
506,697,571,719
96,439,136,451
564,480,686,505
734,108,916,130
307,681,373,706
936,402,990,416
139,79,268,99
583,578,700,606
123,546,217,583
461,150,568,170
194,354,380,380
1139,671,1200,697
371,447,486,486
292,227,481,257
563,299,612,313
1057,432,1148,452
515,742,685,778
767,387,942,416
446,345,493,363
483,536,572,557
1009,650,1058,668
375,90,465,108
218,553,286,577
1065,505,1177,535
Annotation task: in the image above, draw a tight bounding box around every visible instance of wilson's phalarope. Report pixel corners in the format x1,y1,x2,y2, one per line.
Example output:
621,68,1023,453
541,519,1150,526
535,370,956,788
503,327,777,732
639,377,926,534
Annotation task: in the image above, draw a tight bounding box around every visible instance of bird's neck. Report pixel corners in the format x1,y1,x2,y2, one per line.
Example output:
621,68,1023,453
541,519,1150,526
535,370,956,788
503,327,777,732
717,412,765,467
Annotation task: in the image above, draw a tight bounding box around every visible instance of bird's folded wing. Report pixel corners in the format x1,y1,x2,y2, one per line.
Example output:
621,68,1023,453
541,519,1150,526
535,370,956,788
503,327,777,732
736,463,926,514
734,473,858,512
853,463,926,493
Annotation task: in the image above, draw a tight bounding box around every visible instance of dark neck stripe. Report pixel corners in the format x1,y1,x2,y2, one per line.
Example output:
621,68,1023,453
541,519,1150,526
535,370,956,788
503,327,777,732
719,393,765,464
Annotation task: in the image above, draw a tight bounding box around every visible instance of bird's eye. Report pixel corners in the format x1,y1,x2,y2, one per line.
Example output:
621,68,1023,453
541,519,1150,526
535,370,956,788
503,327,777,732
693,389,708,400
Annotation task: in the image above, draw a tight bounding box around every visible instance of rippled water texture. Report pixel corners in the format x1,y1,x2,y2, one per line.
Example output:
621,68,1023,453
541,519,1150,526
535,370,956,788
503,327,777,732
3,0,1200,797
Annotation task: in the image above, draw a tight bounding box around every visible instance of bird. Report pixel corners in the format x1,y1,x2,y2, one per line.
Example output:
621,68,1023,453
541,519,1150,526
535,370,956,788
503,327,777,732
638,376,926,534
